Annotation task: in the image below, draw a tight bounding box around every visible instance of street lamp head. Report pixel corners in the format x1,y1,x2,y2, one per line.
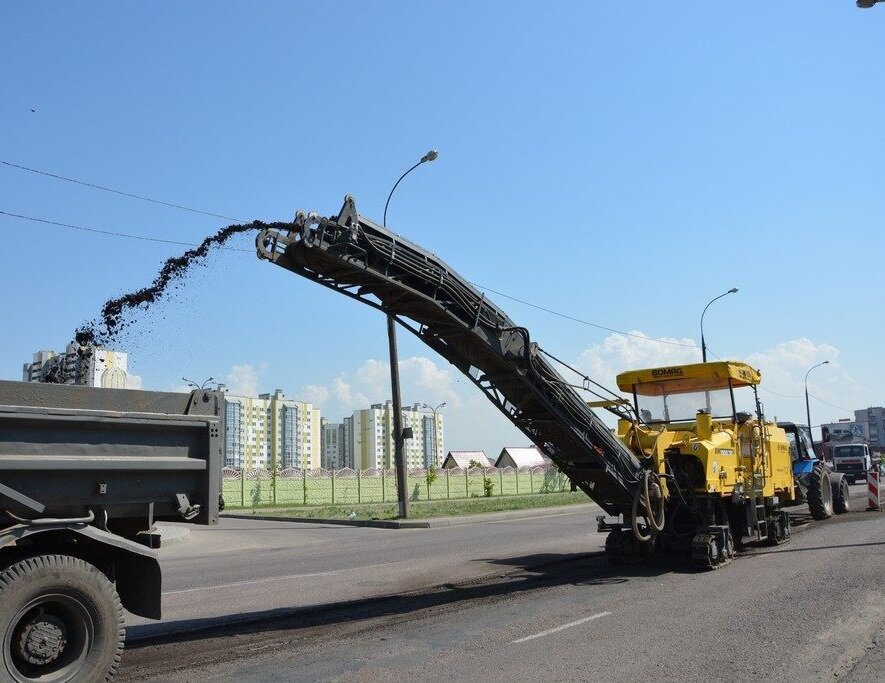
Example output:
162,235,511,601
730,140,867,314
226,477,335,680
384,150,440,228
182,376,214,389
822,360,830,365
857,0,881,8
700,287,740,362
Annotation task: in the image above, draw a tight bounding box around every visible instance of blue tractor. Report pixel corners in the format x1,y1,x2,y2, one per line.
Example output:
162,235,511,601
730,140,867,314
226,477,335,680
778,422,850,520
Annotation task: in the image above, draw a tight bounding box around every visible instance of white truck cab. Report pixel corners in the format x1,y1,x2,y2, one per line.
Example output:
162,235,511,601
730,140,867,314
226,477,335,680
831,443,872,484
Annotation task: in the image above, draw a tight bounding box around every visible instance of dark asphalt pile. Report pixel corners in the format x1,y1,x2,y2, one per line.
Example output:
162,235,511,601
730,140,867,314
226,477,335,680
75,220,292,348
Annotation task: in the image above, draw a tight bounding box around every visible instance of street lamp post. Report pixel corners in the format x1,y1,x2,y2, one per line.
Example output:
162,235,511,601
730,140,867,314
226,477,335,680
700,288,738,362
422,401,447,468
805,360,830,439
383,150,439,519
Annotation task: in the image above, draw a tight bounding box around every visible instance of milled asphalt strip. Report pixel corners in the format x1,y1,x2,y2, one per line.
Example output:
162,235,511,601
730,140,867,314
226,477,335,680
162,561,405,595
511,611,612,643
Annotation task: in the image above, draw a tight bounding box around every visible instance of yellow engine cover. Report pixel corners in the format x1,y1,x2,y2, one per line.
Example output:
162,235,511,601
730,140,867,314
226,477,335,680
617,417,795,502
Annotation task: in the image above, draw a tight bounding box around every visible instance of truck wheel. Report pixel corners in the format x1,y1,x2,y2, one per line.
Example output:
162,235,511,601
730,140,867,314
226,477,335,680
833,476,850,515
807,463,834,520
0,555,124,682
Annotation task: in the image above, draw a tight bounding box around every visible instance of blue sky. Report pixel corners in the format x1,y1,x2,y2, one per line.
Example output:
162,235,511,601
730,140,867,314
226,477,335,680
1,2,882,455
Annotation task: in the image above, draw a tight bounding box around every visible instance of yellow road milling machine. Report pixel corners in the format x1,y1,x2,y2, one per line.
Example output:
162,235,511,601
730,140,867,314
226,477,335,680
608,361,849,567
257,196,849,570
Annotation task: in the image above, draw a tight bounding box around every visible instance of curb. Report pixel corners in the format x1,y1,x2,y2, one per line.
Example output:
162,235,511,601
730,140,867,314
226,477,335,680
220,513,432,529
221,502,601,529
154,523,192,546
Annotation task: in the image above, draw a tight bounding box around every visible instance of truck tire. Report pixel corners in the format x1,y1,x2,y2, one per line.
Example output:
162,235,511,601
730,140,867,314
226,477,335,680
807,463,834,520
0,555,124,682
833,476,850,515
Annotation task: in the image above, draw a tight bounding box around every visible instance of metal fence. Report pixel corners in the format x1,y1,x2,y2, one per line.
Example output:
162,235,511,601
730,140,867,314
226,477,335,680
221,465,571,508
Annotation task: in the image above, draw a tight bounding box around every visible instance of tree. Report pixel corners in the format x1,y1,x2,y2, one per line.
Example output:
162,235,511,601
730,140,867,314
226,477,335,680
425,465,438,500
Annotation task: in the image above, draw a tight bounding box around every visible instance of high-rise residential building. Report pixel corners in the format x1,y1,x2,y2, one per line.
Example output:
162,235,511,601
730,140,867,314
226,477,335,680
342,415,354,469
348,402,444,470
23,344,130,388
321,419,351,469
224,389,321,470
855,407,885,451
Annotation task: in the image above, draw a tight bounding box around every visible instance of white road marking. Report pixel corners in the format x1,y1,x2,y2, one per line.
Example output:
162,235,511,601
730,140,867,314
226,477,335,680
511,611,612,643
162,561,404,596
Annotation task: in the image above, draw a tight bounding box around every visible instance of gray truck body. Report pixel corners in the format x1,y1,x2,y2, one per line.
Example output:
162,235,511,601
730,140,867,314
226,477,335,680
0,379,223,527
0,380,223,624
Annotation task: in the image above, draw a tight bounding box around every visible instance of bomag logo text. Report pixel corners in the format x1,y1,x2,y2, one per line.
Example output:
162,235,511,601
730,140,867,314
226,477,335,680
652,367,684,377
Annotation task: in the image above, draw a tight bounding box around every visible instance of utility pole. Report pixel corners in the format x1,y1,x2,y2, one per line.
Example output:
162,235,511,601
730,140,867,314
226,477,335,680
383,150,439,518
387,318,409,518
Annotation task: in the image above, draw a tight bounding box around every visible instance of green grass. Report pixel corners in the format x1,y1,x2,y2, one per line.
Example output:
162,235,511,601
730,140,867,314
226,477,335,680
226,491,591,521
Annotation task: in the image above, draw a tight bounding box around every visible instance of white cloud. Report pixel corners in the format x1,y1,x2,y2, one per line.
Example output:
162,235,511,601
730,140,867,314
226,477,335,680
747,338,839,376
331,377,369,407
746,338,862,425
576,331,700,398
300,384,330,405
125,373,143,390
307,355,520,456
400,356,462,407
573,332,863,429
259,333,866,459
353,359,388,397
305,356,460,416
225,364,260,396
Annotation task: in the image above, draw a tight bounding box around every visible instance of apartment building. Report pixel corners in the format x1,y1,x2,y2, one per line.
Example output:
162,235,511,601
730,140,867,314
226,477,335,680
23,344,129,388
348,401,444,470
321,419,352,469
224,389,321,470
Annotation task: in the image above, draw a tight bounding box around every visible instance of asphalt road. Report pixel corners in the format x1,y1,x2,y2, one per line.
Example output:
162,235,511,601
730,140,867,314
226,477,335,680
125,502,605,639
119,486,885,681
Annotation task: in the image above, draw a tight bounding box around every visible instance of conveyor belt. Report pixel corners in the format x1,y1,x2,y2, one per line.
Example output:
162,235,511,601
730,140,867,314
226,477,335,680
257,196,641,514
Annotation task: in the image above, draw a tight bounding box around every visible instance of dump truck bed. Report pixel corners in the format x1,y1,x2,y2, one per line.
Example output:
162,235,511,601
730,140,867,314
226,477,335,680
0,379,223,528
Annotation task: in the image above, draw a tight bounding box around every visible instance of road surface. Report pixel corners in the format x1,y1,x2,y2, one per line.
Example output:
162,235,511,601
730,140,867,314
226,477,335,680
119,487,885,681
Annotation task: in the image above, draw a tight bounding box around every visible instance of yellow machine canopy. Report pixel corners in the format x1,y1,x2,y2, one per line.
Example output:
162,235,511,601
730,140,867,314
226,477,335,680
616,361,761,396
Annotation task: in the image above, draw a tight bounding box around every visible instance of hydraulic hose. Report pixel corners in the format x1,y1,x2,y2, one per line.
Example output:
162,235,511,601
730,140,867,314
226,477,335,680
632,469,665,542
